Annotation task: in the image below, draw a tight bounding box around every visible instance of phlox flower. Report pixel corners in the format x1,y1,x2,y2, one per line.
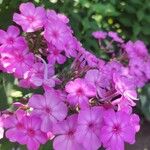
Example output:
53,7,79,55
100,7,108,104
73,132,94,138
101,110,138,150
48,44,66,64
46,10,69,24
28,90,67,132
102,60,123,80
4,109,26,142
112,96,133,114
92,31,107,39
108,31,124,43
13,2,46,32
20,62,56,89
113,69,138,106
0,50,35,78
75,107,103,150
63,37,78,58
0,25,27,51
85,69,114,99
65,78,96,107
44,20,72,50
84,51,99,67
125,40,148,59
129,56,150,85
53,115,85,150
16,115,48,150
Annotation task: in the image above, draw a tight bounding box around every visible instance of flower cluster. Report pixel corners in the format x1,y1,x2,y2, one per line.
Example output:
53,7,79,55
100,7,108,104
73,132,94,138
0,2,149,150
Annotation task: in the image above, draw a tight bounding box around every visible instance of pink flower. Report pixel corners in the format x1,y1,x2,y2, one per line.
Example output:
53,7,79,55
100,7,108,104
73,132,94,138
28,90,67,132
46,10,69,24
113,69,138,106
83,51,99,67
0,50,35,78
63,37,78,58
101,110,138,150
53,115,85,150
112,96,133,114
0,25,27,51
44,21,72,50
4,109,26,142
65,78,96,107
92,31,107,39
13,2,46,32
125,40,148,59
108,31,124,43
20,62,56,89
48,44,66,64
17,115,48,150
85,69,113,99
75,107,103,150
102,60,123,80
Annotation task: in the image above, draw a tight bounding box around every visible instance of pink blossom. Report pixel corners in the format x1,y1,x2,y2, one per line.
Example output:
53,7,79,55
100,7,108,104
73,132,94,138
28,90,67,132
48,44,66,64
108,31,124,43
84,51,99,67
113,69,138,106
63,37,78,58
17,115,48,150
44,20,72,50
92,31,107,39
4,109,26,142
53,115,84,150
65,78,96,107
125,40,148,59
46,10,69,24
0,50,35,78
75,107,103,150
112,96,133,114
13,2,46,32
102,60,123,80
101,110,138,150
85,69,113,99
20,62,56,88
0,25,27,51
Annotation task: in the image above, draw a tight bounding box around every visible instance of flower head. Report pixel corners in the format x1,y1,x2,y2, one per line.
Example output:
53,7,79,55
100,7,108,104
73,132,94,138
13,2,46,32
0,25,27,51
92,31,107,39
28,90,67,132
101,110,139,150
65,78,96,107
53,115,84,150
75,107,103,150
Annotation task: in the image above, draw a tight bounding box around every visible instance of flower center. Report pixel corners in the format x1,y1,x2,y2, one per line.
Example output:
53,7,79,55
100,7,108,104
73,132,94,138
52,30,59,39
76,88,84,96
27,128,35,137
112,124,121,134
7,37,14,45
67,129,75,137
45,107,51,114
26,16,35,23
53,50,59,56
16,54,24,62
88,122,94,129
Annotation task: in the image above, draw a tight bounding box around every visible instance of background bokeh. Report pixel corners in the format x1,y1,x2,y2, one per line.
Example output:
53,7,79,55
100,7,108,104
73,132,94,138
0,0,150,149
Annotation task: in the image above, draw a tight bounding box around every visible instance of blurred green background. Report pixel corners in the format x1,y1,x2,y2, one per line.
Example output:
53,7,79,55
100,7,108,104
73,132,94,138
0,0,150,149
